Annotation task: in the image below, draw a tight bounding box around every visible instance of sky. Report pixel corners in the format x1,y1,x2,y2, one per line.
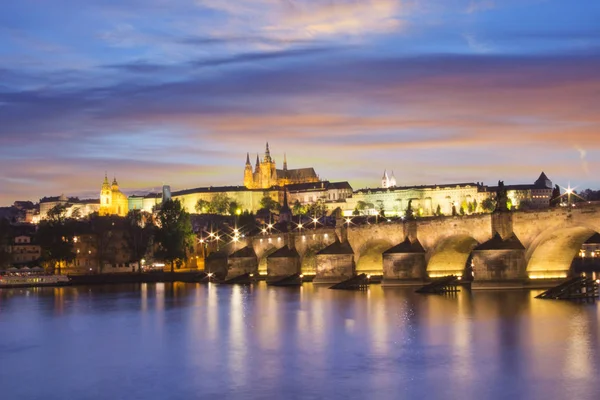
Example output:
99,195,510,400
1,0,599,205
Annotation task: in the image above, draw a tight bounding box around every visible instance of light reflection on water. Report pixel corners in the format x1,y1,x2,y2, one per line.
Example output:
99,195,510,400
0,283,599,400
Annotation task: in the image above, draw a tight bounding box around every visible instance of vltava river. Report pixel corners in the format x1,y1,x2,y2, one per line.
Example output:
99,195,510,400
1,283,599,399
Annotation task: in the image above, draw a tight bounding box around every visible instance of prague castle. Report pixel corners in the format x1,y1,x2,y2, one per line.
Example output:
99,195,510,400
244,143,319,189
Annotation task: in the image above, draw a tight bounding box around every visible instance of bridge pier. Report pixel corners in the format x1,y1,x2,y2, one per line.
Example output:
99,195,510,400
314,233,355,284
267,234,301,283
381,238,427,286
227,246,258,280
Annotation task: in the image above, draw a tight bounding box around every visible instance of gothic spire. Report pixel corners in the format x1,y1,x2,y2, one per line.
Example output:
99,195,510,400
245,152,250,166
265,141,271,161
283,152,288,170
255,153,260,167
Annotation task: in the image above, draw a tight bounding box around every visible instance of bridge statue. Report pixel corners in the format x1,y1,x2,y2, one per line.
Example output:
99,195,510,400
495,180,510,213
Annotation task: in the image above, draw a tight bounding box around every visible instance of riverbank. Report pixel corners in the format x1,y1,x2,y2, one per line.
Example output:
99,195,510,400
68,271,208,285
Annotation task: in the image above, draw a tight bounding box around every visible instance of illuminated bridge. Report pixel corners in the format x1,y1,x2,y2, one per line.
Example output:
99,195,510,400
204,204,600,288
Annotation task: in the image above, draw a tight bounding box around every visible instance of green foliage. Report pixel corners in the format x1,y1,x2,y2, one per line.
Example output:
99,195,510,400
481,198,496,213
155,199,194,272
125,210,155,269
467,202,474,214
435,204,443,216
473,199,478,213
228,201,241,216
355,201,367,211
195,199,210,214
209,193,231,214
292,200,306,215
260,194,281,212
306,198,326,217
89,214,126,272
37,217,76,273
47,203,69,223
0,218,12,269
451,204,457,216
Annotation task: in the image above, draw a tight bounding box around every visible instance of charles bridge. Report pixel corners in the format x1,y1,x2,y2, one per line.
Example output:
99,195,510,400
204,204,600,288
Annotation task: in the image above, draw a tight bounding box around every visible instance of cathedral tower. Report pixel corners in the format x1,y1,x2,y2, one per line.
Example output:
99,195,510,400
243,153,253,188
100,173,112,213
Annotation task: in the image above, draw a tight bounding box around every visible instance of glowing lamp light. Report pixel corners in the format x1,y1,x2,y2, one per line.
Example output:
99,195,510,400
366,274,371,279
299,274,304,279
235,208,242,215
312,218,319,223
261,229,267,234
267,224,273,229
207,273,214,278
298,223,303,229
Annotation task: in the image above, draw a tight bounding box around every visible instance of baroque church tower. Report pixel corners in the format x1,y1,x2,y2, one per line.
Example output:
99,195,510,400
99,174,129,217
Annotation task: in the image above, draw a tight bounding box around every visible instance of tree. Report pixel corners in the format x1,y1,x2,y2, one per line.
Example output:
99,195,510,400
517,200,534,211
306,198,326,217
228,201,241,216
260,194,280,212
580,189,600,201
355,201,367,215
0,218,12,269
47,203,69,223
473,199,478,213
482,198,496,213
155,199,194,273
37,217,76,274
125,210,155,271
435,204,443,216
292,200,306,215
89,214,122,273
467,202,474,214
238,211,257,231
451,204,457,216
195,199,210,214
209,193,231,214
405,200,414,219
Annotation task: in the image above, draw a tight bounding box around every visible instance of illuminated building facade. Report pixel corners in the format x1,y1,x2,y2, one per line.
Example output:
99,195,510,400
99,175,128,217
244,143,319,189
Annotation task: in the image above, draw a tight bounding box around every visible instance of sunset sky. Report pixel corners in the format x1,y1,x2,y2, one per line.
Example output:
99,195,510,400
1,0,599,205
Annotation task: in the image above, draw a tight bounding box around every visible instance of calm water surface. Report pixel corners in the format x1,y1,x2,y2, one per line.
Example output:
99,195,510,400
1,283,599,400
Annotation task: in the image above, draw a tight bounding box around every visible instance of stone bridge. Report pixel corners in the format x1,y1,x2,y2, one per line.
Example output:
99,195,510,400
207,204,600,287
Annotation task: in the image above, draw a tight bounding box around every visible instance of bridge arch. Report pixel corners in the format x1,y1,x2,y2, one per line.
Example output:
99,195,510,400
356,238,396,274
526,226,598,279
426,234,479,277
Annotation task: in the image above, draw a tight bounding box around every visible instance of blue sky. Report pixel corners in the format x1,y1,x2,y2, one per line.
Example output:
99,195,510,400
1,0,599,204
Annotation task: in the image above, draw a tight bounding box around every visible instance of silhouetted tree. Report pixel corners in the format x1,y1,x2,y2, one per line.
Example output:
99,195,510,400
209,193,231,215
260,194,280,212
125,210,155,271
482,198,495,213
0,218,12,269
228,201,241,216
37,213,76,274
155,199,194,273
195,199,210,214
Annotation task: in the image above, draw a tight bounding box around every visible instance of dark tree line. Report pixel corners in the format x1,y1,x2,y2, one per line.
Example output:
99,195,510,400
31,200,193,273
